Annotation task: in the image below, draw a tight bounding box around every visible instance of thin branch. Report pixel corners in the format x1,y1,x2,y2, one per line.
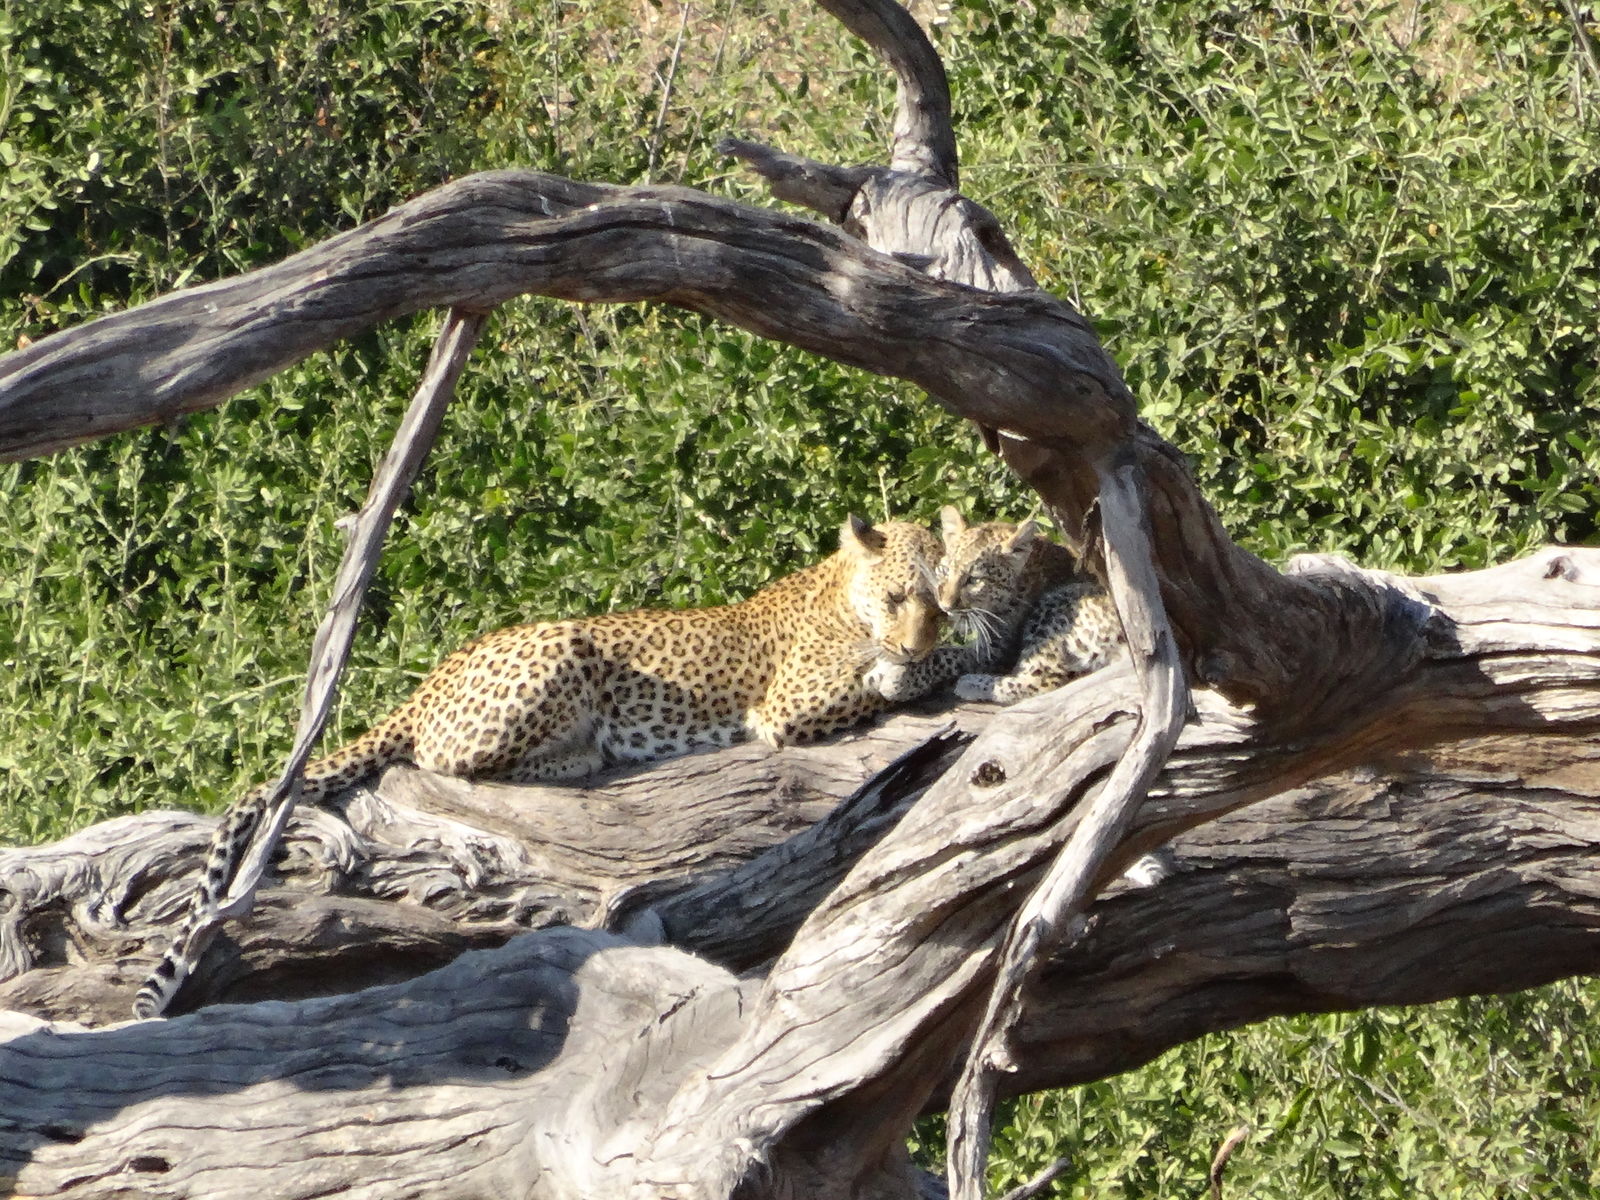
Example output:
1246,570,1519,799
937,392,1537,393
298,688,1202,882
1209,1125,1251,1200
814,0,959,185
645,1,692,182
160,308,487,1001
996,1157,1072,1200
947,462,1191,1200
718,136,874,223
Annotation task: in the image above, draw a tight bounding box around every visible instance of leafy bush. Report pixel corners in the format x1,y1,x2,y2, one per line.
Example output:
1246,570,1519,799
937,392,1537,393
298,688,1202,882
949,0,1599,572
976,986,1600,1199
2,0,1598,1194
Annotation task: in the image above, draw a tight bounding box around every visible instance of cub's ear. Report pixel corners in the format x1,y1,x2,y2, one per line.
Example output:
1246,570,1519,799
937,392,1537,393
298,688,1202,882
1005,520,1040,555
842,514,887,556
939,505,967,545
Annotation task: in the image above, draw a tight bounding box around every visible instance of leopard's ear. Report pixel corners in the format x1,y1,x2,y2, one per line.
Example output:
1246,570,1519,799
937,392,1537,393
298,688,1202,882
1005,520,1040,555
939,505,967,546
841,514,887,557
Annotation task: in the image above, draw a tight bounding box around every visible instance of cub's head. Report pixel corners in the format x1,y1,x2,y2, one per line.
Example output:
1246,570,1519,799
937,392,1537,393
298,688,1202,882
935,505,1040,656
838,515,944,664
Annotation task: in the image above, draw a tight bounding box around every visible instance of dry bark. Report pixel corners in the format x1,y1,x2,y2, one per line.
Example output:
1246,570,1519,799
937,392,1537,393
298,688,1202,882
0,711,970,1025
4,586,1599,1197
3,0,1599,1197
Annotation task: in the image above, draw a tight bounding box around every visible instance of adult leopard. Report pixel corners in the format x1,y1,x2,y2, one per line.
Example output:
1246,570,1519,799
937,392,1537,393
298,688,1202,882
134,515,944,1018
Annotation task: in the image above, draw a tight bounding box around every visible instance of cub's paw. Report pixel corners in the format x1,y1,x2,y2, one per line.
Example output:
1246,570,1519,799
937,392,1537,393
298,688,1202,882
864,659,917,703
954,673,1000,702
1120,850,1174,889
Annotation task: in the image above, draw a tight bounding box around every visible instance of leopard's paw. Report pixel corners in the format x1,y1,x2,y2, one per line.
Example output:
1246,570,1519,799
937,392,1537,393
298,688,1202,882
864,658,916,702
953,673,1000,702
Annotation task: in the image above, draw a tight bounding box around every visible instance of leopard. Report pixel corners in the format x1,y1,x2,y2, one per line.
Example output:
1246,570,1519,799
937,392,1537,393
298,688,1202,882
864,506,1123,705
937,507,1124,704
133,515,946,1019
870,508,1171,892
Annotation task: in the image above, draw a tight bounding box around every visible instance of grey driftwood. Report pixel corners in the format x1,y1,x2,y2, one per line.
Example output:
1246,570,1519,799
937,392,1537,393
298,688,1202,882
5,618,1600,1198
3,0,1599,1197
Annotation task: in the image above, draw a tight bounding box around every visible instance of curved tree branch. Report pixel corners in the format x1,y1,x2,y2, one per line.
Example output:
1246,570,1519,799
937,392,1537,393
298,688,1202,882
947,462,1190,1200
1,162,1430,726
814,0,959,185
0,174,1126,461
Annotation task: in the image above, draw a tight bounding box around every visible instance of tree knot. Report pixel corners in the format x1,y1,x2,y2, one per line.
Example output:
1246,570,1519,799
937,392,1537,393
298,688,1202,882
970,759,1006,788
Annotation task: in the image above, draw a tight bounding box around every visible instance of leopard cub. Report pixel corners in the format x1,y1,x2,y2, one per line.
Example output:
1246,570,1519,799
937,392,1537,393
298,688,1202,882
864,506,1124,705
938,507,1124,704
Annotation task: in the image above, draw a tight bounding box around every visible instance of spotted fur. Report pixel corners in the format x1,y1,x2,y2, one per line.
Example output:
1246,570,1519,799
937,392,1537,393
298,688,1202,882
938,508,1124,703
133,516,945,1019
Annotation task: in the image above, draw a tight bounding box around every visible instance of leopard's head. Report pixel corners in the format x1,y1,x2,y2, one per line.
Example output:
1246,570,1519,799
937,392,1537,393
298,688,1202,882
935,506,1040,658
838,515,944,664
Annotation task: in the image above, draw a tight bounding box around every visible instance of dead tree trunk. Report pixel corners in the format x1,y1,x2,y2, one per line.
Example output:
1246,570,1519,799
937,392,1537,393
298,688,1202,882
2,2,1599,1197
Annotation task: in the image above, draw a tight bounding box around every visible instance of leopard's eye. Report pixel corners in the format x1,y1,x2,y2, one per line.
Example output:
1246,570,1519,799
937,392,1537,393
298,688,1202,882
887,588,907,607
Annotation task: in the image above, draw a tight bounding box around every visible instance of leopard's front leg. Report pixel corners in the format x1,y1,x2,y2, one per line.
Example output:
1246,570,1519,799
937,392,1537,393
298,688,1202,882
863,645,977,703
747,641,894,746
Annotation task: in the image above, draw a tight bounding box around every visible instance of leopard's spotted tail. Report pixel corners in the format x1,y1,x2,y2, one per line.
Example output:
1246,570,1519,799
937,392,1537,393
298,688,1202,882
132,713,413,1019
131,787,271,1020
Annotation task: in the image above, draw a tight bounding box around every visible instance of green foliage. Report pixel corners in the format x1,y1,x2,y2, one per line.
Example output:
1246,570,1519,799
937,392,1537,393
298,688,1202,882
958,987,1600,1198
945,0,1600,570
0,0,501,312
1,0,1598,1194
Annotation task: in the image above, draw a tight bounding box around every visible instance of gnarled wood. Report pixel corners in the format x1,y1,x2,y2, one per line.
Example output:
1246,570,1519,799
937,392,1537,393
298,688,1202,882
3,547,1598,1196
0,710,972,1024
5,0,1599,1196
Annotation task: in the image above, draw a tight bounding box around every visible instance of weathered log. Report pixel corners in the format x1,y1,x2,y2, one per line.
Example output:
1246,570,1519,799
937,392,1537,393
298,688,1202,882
0,710,972,1024
10,544,1593,1197
4,606,1598,1197
1023,734,1600,1092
